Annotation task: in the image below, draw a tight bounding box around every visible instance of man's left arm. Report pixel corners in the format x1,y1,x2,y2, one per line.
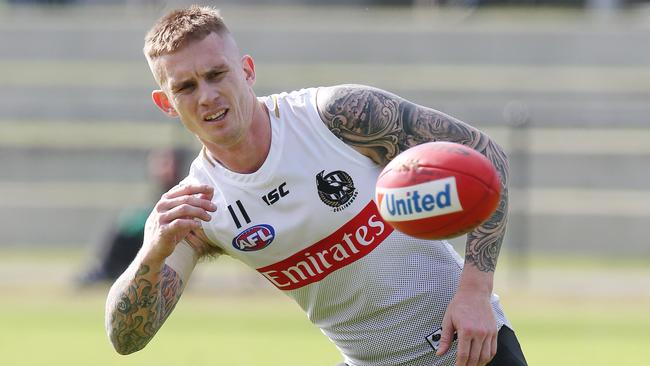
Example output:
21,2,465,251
317,84,508,366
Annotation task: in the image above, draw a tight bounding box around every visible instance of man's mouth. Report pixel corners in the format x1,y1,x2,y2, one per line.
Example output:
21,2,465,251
204,109,228,122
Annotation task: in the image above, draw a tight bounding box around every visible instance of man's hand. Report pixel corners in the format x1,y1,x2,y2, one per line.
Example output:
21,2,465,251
106,184,216,355
436,283,498,366
142,184,216,264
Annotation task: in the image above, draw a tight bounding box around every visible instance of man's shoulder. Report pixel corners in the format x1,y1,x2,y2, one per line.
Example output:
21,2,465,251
315,84,392,113
265,85,379,122
262,87,319,108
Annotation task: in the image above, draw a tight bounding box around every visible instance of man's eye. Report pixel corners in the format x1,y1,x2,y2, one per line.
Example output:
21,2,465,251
176,84,194,93
207,72,225,81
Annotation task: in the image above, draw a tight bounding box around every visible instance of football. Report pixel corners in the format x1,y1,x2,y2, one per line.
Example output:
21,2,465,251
375,141,501,240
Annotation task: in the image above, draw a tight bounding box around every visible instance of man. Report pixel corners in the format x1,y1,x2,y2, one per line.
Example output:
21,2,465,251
105,6,527,366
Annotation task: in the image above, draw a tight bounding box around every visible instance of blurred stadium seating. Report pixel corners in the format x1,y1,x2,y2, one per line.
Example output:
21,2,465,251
1,1,649,261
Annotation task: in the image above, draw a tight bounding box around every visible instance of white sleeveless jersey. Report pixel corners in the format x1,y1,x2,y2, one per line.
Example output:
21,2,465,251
186,88,510,366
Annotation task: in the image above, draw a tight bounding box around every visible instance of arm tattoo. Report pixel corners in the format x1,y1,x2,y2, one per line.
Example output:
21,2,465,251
108,264,183,354
318,85,509,272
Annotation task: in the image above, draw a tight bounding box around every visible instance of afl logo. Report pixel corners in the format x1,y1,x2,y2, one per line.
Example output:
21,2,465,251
316,170,358,212
232,224,275,252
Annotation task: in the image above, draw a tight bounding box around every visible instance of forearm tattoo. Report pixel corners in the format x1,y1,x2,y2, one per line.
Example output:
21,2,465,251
318,85,509,272
108,264,183,354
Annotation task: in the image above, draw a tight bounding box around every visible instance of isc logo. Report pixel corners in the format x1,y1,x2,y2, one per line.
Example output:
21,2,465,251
232,224,276,251
262,182,289,206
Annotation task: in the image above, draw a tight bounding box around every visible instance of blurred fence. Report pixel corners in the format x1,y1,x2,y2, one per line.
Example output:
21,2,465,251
1,3,649,258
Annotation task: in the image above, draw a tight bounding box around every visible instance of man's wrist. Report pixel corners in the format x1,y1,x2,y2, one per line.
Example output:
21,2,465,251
139,245,169,272
458,263,494,295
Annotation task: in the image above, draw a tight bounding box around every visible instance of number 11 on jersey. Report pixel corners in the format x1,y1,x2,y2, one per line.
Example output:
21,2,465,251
228,200,251,229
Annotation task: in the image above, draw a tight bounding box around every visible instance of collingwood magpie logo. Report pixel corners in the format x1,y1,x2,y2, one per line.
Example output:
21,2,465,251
316,170,358,212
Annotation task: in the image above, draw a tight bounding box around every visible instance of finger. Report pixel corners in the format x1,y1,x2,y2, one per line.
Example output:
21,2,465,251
470,337,485,366
157,194,217,213
163,184,214,199
163,218,202,242
436,317,455,356
455,334,471,366
160,203,212,223
479,336,493,366
168,217,202,231
196,188,215,202
490,331,498,363
468,340,481,366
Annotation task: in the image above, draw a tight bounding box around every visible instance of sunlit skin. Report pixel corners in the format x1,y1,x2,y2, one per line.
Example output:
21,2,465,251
150,32,271,174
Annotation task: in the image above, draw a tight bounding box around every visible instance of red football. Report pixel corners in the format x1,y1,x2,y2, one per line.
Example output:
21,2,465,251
375,141,501,240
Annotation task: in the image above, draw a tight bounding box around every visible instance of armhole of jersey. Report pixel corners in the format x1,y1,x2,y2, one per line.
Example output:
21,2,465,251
165,240,200,286
307,87,378,169
199,219,228,254
182,157,227,254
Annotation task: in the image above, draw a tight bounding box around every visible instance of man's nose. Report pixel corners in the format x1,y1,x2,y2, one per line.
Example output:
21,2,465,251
198,81,219,106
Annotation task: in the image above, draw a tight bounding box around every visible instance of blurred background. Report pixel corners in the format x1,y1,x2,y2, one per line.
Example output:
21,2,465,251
0,0,649,365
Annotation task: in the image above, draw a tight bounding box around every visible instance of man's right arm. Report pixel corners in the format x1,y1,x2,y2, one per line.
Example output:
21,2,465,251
105,257,186,354
105,184,216,354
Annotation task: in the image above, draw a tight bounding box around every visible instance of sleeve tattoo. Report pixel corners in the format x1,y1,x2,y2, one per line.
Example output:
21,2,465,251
318,85,509,272
108,264,183,354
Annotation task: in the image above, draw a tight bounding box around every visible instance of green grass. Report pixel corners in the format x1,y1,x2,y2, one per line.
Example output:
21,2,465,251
506,297,650,366
2,288,650,365
1,249,649,365
0,290,342,366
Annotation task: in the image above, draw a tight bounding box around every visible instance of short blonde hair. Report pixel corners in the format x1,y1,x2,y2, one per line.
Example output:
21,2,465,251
144,5,230,82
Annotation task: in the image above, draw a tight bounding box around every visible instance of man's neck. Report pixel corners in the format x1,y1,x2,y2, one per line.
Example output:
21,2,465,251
203,99,271,174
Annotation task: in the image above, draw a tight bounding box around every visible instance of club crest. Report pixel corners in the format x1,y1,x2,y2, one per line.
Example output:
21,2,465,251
316,170,358,212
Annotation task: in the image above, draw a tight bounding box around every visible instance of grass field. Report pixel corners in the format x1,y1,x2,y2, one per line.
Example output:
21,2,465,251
1,249,649,366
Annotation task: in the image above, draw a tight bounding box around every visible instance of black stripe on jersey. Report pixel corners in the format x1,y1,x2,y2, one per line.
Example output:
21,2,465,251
228,200,251,229
227,204,241,228
237,200,251,223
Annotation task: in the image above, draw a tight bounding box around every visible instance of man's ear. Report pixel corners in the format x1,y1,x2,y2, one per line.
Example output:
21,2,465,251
152,90,178,117
242,55,256,86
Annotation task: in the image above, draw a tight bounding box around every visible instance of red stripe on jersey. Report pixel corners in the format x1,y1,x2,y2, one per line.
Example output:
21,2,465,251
257,201,394,290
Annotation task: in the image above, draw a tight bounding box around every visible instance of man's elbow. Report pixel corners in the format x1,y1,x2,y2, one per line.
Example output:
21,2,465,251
109,338,147,355
113,344,136,356
106,327,149,355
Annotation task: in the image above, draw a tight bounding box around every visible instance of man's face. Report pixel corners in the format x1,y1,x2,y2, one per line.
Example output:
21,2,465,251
153,32,256,149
